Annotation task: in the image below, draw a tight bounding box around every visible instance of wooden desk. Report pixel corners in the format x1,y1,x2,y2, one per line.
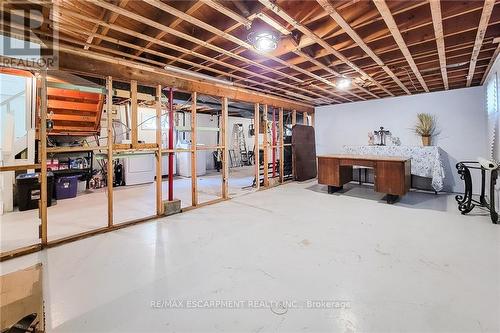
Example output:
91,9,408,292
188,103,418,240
317,154,411,203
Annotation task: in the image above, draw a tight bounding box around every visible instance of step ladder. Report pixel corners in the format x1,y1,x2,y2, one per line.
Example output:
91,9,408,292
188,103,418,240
232,123,250,166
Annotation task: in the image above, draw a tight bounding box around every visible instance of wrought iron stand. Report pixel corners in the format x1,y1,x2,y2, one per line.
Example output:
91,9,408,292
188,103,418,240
455,161,498,224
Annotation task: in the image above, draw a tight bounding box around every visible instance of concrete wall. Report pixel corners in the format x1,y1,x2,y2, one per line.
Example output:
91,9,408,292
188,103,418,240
315,86,488,193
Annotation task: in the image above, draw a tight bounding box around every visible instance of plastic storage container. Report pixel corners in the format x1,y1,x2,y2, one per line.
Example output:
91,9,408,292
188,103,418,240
16,172,54,211
54,175,80,200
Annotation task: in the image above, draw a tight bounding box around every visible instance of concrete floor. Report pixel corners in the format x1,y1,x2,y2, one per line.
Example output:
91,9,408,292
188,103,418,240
1,180,499,332
0,166,255,253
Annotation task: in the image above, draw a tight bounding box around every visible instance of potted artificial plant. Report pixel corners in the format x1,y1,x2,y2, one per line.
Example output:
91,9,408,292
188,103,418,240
413,113,436,146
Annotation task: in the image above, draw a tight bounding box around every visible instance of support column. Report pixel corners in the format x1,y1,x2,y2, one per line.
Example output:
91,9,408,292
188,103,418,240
168,88,174,201
272,107,276,178
106,76,113,227
303,111,308,125
155,85,163,216
191,92,198,206
254,103,260,190
263,105,269,187
291,110,296,179
40,70,48,245
279,107,284,183
221,97,229,199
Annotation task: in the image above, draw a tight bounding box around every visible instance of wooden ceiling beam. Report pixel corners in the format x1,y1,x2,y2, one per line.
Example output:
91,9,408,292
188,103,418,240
200,0,252,28
429,0,448,90
93,0,129,47
466,0,495,86
316,0,410,95
481,43,500,84
85,0,305,84
258,0,392,97
52,8,335,103
53,14,336,104
373,0,429,92
32,47,314,112
142,0,361,101
134,1,204,57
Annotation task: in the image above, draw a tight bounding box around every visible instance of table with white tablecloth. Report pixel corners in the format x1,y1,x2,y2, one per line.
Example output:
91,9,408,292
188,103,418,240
342,145,446,192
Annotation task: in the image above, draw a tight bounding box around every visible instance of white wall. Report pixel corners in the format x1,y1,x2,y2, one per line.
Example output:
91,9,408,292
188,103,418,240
315,86,488,193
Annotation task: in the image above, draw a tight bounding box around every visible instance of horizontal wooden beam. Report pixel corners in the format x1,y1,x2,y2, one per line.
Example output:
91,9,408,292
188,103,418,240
51,48,314,112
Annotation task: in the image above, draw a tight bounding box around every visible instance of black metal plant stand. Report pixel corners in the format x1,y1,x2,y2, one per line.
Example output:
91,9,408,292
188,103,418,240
455,161,498,224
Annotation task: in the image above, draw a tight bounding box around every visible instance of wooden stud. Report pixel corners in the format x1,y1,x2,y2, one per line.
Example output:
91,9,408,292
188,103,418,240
373,0,429,92
263,105,269,187
106,76,113,227
279,107,284,183
466,0,495,87
254,103,260,190
221,97,229,199
130,80,138,147
303,112,308,125
40,70,48,246
429,0,449,90
155,84,163,215
310,113,315,128
191,92,198,206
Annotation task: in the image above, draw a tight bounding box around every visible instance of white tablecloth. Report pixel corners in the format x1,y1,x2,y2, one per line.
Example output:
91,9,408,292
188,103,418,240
343,145,445,191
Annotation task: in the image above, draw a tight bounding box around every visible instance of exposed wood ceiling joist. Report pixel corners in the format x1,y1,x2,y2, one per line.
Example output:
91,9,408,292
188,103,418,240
373,0,430,93
466,0,496,87
429,0,448,89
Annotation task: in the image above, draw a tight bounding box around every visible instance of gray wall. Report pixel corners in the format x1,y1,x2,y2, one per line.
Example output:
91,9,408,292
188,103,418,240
315,86,487,193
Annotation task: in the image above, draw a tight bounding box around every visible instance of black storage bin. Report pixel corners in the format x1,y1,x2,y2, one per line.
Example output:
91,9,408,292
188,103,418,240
16,172,54,211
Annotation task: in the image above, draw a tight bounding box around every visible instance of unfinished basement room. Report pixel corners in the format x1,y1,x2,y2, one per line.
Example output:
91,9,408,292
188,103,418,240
0,0,499,332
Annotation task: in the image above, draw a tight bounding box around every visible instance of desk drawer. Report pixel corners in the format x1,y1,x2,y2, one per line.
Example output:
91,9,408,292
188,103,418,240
340,159,375,168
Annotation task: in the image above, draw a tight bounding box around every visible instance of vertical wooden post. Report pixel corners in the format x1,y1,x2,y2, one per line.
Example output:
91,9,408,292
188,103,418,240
40,70,48,246
191,92,198,206
221,97,229,199
106,76,113,227
291,110,296,179
310,112,315,128
279,107,284,183
155,85,163,216
254,103,260,190
303,111,308,125
263,104,269,187
130,80,138,147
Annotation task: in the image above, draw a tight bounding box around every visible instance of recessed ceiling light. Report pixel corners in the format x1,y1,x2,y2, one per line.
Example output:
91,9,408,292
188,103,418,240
337,78,351,89
248,30,280,53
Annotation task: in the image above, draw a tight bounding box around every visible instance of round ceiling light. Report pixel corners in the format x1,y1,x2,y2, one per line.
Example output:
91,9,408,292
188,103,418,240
248,31,280,52
337,78,351,89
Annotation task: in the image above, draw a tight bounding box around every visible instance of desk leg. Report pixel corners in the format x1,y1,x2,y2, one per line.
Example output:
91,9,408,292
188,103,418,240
386,194,399,204
328,185,343,194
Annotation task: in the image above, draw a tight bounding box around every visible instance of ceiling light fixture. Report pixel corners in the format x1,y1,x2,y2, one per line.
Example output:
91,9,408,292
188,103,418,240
163,65,234,86
248,30,280,52
337,78,351,90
